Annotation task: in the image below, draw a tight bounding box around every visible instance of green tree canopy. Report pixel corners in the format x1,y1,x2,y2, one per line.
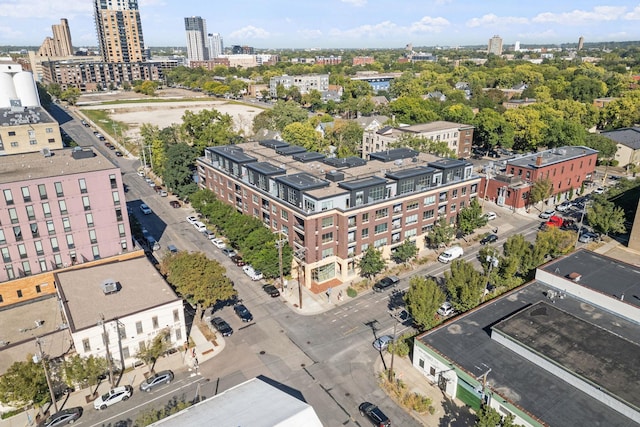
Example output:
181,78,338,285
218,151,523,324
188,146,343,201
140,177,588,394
252,100,308,132
444,259,484,312
63,354,108,388
472,108,515,149
0,357,49,407
181,109,240,154
426,217,455,248
358,246,385,280
404,276,445,330
457,198,488,235
582,133,617,159
281,122,324,151
586,198,627,236
391,240,418,264
163,143,198,198
529,177,553,209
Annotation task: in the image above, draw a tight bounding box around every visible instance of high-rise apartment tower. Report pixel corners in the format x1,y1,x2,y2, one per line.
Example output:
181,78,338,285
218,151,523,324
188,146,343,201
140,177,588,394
488,35,503,56
185,16,209,62
38,19,73,57
208,33,224,58
93,0,145,63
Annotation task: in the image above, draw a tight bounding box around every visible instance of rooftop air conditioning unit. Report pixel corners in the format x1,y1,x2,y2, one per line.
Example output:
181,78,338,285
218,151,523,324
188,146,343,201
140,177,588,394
101,279,120,294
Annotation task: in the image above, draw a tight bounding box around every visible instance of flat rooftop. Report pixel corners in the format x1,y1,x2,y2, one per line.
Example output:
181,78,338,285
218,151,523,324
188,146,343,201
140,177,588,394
0,294,64,346
541,250,640,309
57,256,180,331
507,146,597,169
151,376,322,427
419,281,640,426
403,120,473,132
0,106,56,126
0,147,116,183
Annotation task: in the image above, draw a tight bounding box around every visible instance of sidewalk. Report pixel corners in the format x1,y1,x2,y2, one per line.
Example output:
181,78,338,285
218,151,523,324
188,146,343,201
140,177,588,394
0,322,221,427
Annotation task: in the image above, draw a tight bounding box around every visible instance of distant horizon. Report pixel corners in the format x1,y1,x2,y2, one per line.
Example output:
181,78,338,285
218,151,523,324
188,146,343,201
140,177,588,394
1,1,639,50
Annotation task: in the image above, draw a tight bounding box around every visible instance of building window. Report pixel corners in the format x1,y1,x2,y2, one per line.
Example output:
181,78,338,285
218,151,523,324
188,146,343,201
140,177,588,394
321,248,334,259
374,208,388,219
281,210,288,221
452,189,458,199
321,217,333,228
42,202,52,218
1,248,10,263
54,182,63,197
58,200,67,214
21,261,31,276
362,213,369,223
50,237,59,252
82,338,91,352
361,243,369,252
13,226,22,242
66,234,75,249
34,240,44,256
62,217,71,232
173,309,180,322
78,178,87,194
18,244,27,258
112,191,120,205
82,196,91,211
361,228,369,238
46,220,55,235
152,316,159,329
5,264,14,279
38,184,47,200
92,245,100,260
439,191,448,202
424,195,436,206
461,187,467,196
89,229,97,244
38,259,47,273
118,223,126,237
8,208,18,224
406,214,418,225
30,223,39,238
25,205,36,221
0,229,5,245
3,189,13,205
374,223,388,234
21,187,31,202
374,238,387,248
53,254,62,268
321,232,333,244
86,213,94,227
406,201,419,211
136,321,143,334
109,174,117,189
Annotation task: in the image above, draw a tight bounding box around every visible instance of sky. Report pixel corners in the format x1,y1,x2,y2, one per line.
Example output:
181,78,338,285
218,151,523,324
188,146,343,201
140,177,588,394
1,0,640,49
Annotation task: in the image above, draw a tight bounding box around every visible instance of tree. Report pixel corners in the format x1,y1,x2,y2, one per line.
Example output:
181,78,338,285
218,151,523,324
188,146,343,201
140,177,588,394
476,404,522,427
47,83,62,98
252,100,308,132
535,227,575,258
442,104,474,124
457,199,488,236
163,143,198,198
160,252,236,321
404,276,445,330
358,246,385,280
0,357,49,407
136,328,171,372
586,198,626,236
281,122,324,151
529,178,553,210
59,87,81,105
504,107,547,151
426,217,455,248
444,259,484,312
326,120,363,157
472,109,514,149
387,96,439,124
392,240,418,264
582,133,617,160
181,109,239,154
63,354,108,390
134,80,159,96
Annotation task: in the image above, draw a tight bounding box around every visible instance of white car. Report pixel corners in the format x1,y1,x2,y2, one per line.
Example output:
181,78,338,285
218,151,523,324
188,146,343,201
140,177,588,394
556,202,571,212
594,187,605,194
93,386,133,410
437,302,454,317
139,204,152,215
242,265,263,281
484,211,497,220
211,238,226,249
186,215,198,225
539,209,555,219
193,221,207,232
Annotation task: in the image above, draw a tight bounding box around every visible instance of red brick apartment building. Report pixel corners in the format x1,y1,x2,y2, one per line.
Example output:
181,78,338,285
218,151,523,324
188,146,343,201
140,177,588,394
480,146,598,210
197,142,481,292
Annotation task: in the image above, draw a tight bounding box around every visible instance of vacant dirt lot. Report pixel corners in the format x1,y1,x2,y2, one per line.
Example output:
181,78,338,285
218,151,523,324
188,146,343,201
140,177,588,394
78,88,264,140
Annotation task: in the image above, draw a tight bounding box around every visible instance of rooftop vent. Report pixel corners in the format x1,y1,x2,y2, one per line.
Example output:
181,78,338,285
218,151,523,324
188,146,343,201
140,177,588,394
567,272,582,282
101,279,120,295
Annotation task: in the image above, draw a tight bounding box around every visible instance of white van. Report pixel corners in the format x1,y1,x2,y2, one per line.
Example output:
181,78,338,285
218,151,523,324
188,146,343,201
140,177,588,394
438,246,464,263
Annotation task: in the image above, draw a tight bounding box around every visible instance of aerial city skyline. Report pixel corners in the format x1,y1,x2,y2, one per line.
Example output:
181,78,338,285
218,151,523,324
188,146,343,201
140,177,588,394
1,1,640,49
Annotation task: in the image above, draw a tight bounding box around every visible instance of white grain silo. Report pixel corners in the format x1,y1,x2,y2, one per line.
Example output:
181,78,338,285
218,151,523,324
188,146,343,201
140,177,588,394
0,72,18,108
13,71,40,107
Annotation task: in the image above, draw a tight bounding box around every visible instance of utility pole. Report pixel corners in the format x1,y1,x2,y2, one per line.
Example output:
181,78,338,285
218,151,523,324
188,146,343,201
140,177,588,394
115,319,125,378
388,319,398,382
276,230,285,290
35,337,58,413
99,314,114,387
140,140,147,172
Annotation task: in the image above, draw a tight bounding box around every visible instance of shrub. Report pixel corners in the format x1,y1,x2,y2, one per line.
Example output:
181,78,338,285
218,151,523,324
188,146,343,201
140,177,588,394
346,287,357,298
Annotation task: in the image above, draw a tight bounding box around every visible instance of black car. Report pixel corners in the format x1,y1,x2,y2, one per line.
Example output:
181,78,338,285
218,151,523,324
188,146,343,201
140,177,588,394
211,317,233,336
480,234,498,245
139,370,174,392
234,304,253,322
40,407,83,427
262,284,280,298
373,276,400,292
359,402,391,427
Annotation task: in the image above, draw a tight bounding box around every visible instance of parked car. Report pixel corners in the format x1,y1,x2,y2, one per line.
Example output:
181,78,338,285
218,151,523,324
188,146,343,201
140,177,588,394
114,150,123,157
372,335,393,352
242,265,263,281
556,202,571,212
159,190,168,197
81,119,89,127
139,370,174,392
234,304,253,322
263,284,280,297
222,248,236,258
139,204,152,215
438,246,463,263
211,238,226,249
231,255,245,266
359,402,391,427
203,229,216,240
594,187,605,194
373,275,400,292
480,234,498,245
40,407,83,427
211,317,233,337
539,209,555,219
167,244,178,253
169,200,181,208
484,211,497,220
93,386,133,409
393,309,413,326
579,232,599,243
193,221,207,232
437,301,454,317
186,215,198,225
